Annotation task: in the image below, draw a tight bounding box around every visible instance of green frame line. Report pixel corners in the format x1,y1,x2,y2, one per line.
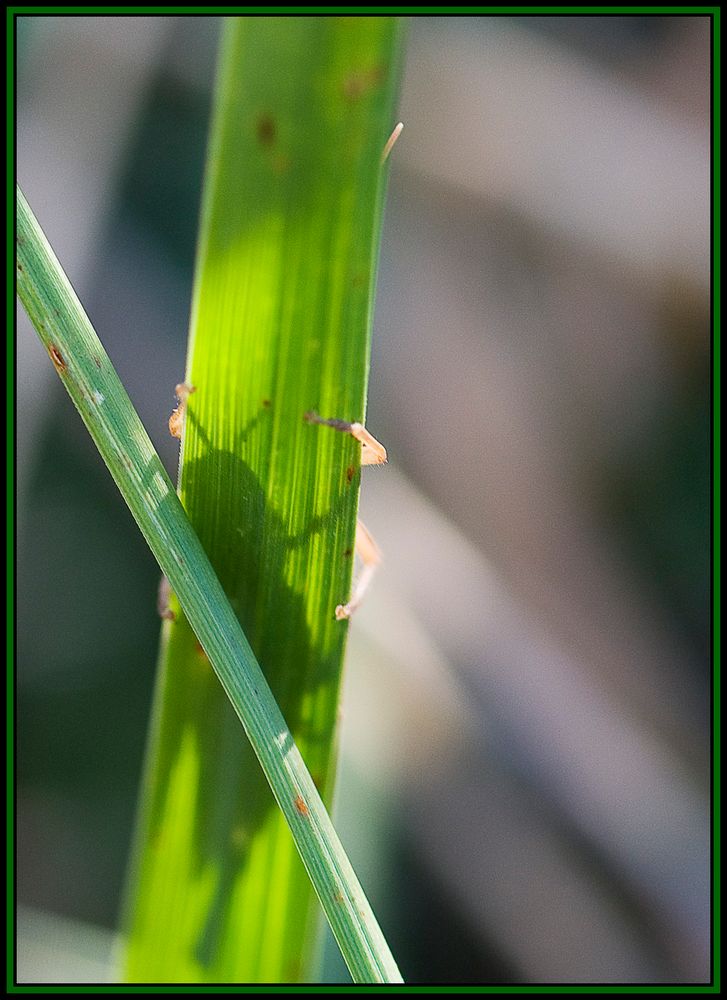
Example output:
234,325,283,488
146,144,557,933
5,6,725,13
2,985,725,995
710,5,721,995
9,6,719,994
7,4,17,997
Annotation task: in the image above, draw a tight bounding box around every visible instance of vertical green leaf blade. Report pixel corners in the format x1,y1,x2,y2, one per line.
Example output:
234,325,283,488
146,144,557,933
123,16,404,983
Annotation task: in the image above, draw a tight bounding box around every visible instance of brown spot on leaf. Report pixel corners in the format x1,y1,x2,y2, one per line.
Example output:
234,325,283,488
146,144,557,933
49,344,66,374
262,398,272,409
343,548,353,558
256,113,276,147
334,888,344,904
285,958,302,982
294,795,309,818
346,466,355,484
343,64,386,101
271,152,290,175
94,355,102,369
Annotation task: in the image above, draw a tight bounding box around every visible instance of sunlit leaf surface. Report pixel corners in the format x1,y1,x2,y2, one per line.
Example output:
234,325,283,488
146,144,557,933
123,15,403,983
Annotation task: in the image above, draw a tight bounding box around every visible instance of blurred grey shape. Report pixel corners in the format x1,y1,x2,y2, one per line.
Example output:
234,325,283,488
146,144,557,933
346,467,709,981
16,16,172,508
17,906,116,984
397,17,709,291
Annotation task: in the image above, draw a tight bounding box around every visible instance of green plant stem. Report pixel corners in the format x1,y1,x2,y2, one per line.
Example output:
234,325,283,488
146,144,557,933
16,183,403,984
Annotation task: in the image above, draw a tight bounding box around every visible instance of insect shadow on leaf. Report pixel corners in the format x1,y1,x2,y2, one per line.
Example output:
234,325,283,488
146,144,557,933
147,401,354,968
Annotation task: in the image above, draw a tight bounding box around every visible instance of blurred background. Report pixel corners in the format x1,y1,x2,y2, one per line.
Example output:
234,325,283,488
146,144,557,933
15,14,712,986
